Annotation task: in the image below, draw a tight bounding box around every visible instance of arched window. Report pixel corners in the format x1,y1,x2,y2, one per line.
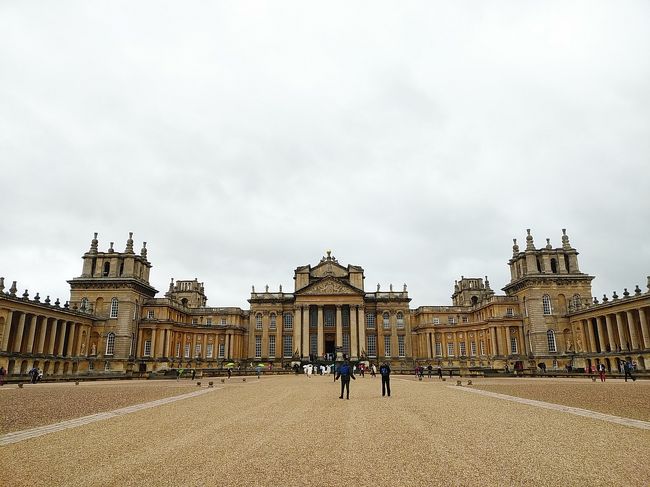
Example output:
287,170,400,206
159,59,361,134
103,262,110,277
550,258,558,273
255,313,262,330
283,313,293,330
571,294,581,310
110,298,119,318
269,313,276,330
396,312,404,328
547,330,557,353
382,312,390,329
106,332,115,355
542,295,552,315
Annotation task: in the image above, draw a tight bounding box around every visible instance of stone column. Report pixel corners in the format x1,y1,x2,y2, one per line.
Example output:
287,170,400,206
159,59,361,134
191,333,198,359
137,329,144,357
150,329,157,358
350,306,358,360
605,314,616,351
26,315,37,354
442,332,448,358
317,306,324,358
357,306,366,358
391,312,398,361
57,321,68,356
586,319,597,353
302,307,309,359
37,317,48,354
596,316,607,352
505,326,512,356
336,305,343,360
615,313,627,351
426,332,432,358
638,307,650,349
67,322,76,356
490,327,499,355
293,307,301,358
1,310,13,351
625,311,639,350
48,320,59,355
13,312,26,353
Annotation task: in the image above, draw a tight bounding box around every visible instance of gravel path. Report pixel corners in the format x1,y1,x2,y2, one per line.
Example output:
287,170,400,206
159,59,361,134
1,376,649,487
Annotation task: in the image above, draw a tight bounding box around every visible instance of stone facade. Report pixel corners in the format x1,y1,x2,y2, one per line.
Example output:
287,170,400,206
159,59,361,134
1,230,649,377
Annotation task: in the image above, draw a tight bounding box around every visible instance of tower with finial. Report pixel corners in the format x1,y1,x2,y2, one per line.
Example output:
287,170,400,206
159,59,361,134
68,232,157,369
503,229,594,357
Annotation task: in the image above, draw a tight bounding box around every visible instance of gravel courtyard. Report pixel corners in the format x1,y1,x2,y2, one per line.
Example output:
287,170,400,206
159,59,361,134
1,375,649,487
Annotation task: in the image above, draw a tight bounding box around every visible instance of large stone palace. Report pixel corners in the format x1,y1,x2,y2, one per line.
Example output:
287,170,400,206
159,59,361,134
1,230,649,378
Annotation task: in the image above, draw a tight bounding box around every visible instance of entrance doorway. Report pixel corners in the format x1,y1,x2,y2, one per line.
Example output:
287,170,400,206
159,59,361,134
325,337,335,360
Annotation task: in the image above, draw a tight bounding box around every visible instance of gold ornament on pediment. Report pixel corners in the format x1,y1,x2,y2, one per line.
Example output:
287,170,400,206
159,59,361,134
302,279,354,295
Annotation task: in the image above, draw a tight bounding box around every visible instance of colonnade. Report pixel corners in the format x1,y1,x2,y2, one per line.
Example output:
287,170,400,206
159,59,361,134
574,306,650,353
138,327,238,361
417,325,525,360
1,309,91,357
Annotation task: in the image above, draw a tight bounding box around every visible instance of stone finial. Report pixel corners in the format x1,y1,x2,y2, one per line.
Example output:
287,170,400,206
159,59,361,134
326,249,332,259
22,289,29,299
90,232,99,253
45,295,51,305
9,281,17,296
634,285,642,296
125,232,134,253
279,284,282,293
602,294,608,303
403,283,407,292
108,242,114,253
265,284,269,293
512,238,519,255
34,293,40,302
140,241,147,258
64,301,70,309
561,228,571,250
623,288,630,298
252,285,255,293
377,283,380,292
593,297,599,304
545,238,552,250
485,276,491,289
612,291,619,300
54,298,61,307
168,278,174,293
525,229,535,250
389,283,393,292
0,277,5,293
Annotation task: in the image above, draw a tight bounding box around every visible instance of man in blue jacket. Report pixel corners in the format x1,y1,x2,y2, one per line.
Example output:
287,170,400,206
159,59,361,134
379,362,391,397
335,357,356,399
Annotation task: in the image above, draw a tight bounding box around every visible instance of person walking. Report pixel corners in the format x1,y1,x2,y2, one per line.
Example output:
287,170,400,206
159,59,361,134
0,366,6,386
371,363,377,378
379,362,391,397
191,369,196,381
427,364,433,379
598,363,606,382
227,368,232,380
335,357,356,399
28,367,38,384
437,366,443,379
624,360,636,382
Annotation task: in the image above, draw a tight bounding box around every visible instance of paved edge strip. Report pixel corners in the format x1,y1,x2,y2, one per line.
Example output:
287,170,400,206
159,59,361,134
0,387,220,446
449,386,650,431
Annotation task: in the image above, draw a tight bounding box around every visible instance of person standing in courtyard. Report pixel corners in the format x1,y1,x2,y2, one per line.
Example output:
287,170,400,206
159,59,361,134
379,362,391,397
227,368,232,380
624,360,636,382
335,357,356,399
191,369,196,381
598,363,606,382
437,366,443,379
0,366,6,386
427,364,432,379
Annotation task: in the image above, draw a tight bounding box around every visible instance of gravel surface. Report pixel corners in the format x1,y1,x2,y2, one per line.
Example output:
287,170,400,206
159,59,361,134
1,376,649,487
0,380,196,434
471,378,650,422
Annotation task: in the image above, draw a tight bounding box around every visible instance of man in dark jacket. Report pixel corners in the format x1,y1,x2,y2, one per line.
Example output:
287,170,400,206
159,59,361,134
379,362,391,397
335,358,356,399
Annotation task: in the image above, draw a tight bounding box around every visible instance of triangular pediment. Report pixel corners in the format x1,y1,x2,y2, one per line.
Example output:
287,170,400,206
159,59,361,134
311,259,348,279
297,276,363,296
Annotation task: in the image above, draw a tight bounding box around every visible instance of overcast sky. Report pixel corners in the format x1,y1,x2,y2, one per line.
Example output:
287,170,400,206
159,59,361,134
1,1,649,310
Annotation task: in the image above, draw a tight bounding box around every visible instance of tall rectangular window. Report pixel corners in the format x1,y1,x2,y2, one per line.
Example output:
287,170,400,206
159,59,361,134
435,342,442,356
195,343,201,357
184,343,190,358
510,336,518,354
459,342,466,356
342,307,350,327
506,308,514,317
144,340,152,357
176,342,181,358
269,335,276,358
283,313,293,330
343,334,350,355
206,318,212,326
367,335,377,357
480,340,485,355
398,335,405,357
366,313,376,329
384,335,391,357
447,343,455,357
255,314,262,330
218,343,225,358
255,336,262,358
270,314,277,330
470,341,477,356
206,343,213,358
310,334,317,355
110,298,119,318
283,335,293,358
324,308,335,328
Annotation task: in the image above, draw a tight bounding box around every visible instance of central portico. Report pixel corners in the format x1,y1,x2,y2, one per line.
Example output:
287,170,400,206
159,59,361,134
247,251,411,364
